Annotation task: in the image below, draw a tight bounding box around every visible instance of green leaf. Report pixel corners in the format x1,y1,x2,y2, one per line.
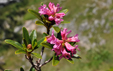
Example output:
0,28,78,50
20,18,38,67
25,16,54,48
59,9,68,14
4,70,12,71
28,9,42,20
30,67,35,71
43,33,48,37
27,49,32,52
61,21,70,24
72,54,81,59
22,43,27,50
66,59,74,64
23,38,27,47
32,53,42,59
29,30,37,49
35,20,44,26
20,67,24,71
37,37,45,47
23,27,30,45
52,55,60,66
5,39,23,50
15,50,26,54
52,26,60,33
32,39,38,49
41,42,53,49
30,30,37,41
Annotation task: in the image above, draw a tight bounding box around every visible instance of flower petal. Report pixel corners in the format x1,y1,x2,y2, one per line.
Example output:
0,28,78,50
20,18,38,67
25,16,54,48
67,34,80,42
48,16,54,21
59,48,71,59
61,28,71,40
47,30,57,44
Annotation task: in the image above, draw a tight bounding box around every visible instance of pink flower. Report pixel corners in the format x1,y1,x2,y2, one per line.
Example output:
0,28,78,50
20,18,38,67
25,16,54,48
39,2,65,25
47,28,80,59
59,48,71,59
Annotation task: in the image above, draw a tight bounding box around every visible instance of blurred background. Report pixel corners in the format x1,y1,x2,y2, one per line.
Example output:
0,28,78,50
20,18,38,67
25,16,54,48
0,0,113,71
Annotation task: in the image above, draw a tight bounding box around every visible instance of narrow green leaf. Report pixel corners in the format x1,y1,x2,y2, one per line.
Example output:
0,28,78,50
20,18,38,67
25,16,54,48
41,42,53,49
23,27,30,45
35,21,44,26
23,38,27,47
72,54,81,59
4,70,12,71
28,9,42,20
22,43,27,50
32,39,38,49
52,55,60,66
15,50,26,54
59,9,68,14
5,39,23,50
29,30,37,49
52,26,60,33
66,59,74,64
20,67,24,71
30,67,35,71
37,37,45,47
30,30,37,41
27,49,32,52
43,33,48,37
61,21,70,24
32,53,42,59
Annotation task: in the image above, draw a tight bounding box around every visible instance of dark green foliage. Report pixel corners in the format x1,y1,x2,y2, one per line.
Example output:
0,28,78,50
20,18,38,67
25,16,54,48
30,67,35,71
20,67,24,71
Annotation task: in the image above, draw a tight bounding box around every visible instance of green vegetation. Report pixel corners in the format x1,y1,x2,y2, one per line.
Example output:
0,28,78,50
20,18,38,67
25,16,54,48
0,0,113,71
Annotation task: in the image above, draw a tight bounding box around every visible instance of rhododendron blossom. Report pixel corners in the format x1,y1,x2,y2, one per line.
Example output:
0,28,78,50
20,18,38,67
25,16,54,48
47,28,80,59
38,2,65,25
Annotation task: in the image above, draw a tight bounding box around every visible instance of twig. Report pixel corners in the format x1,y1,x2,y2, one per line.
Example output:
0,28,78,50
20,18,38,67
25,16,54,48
25,55,38,71
39,57,53,67
38,27,50,64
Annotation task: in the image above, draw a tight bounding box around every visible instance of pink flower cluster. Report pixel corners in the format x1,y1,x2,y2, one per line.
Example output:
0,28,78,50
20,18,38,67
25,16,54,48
39,2,65,25
47,28,80,59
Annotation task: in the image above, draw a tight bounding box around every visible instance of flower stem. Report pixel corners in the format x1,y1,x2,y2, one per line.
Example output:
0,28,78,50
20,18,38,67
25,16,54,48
39,57,53,67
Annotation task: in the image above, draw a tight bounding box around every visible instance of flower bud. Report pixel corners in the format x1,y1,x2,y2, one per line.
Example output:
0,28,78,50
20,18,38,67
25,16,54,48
27,44,32,50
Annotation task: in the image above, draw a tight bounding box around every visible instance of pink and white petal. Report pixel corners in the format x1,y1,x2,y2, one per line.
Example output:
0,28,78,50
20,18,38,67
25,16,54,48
55,13,65,18
55,18,61,25
61,48,71,59
65,42,76,51
75,45,80,51
48,2,54,10
49,16,54,21
61,28,67,40
47,30,57,44
67,34,80,42
56,4,62,12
